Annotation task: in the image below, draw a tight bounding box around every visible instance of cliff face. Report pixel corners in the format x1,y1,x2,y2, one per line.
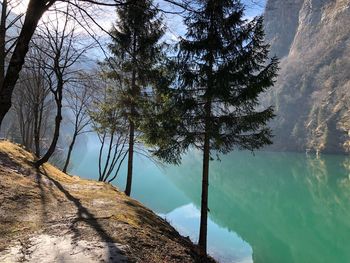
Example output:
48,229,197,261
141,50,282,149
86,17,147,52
264,0,350,154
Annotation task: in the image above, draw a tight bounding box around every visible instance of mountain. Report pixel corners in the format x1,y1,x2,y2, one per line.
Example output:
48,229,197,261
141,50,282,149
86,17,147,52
264,0,350,154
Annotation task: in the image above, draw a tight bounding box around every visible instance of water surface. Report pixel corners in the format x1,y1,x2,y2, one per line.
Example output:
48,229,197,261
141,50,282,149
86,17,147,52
71,142,350,263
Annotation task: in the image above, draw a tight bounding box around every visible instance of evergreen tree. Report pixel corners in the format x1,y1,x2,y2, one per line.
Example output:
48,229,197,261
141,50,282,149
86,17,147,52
143,0,278,255
107,0,165,196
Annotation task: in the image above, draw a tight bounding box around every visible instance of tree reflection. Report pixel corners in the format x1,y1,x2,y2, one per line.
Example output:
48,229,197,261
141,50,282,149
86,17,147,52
165,151,350,263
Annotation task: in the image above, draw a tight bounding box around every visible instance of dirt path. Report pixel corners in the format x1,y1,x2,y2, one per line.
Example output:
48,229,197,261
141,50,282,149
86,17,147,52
0,234,128,263
0,141,214,263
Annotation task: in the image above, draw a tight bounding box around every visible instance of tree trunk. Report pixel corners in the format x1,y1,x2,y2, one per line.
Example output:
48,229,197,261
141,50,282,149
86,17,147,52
100,131,114,181
33,102,40,157
198,138,210,256
35,101,44,157
35,80,63,168
0,0,7,87
0,0,53,128
34,131,40,157
198,100,211,256
98,133,106,181
62,132,77,173
125,57,137,196
25,117,33,150
125,119,134,196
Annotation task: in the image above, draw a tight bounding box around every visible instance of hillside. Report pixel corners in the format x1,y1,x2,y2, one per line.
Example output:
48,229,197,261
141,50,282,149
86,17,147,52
264,0,350,154
0,141,213,263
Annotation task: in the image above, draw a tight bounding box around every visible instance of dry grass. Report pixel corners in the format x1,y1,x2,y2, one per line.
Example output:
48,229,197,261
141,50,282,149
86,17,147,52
0,140,213,262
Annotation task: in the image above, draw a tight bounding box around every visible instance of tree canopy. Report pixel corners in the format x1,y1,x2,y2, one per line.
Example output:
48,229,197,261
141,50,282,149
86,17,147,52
142,0,278,255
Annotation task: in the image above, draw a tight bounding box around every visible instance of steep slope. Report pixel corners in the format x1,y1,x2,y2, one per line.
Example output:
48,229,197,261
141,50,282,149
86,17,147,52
0,140,213,263
264,0,350,154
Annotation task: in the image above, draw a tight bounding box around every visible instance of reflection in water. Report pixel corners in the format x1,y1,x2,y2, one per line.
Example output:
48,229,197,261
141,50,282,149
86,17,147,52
160,203,253,263
164,151,350,263
72,142,350,263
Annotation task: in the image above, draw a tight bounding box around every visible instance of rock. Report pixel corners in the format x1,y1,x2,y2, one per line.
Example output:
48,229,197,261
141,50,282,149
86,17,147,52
263,0,350,154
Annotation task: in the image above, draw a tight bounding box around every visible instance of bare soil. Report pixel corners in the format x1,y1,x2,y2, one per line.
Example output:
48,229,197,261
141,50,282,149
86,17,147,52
0,140,214,263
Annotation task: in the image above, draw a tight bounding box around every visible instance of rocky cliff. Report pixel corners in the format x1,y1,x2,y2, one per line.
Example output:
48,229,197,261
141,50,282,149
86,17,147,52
264,0,350,154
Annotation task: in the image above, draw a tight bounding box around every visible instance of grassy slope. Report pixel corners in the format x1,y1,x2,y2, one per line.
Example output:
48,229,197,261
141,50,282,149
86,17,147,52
0,141,213,262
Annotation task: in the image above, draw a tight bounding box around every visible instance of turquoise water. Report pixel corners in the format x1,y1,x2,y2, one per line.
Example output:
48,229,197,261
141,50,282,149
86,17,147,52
71,140,350,263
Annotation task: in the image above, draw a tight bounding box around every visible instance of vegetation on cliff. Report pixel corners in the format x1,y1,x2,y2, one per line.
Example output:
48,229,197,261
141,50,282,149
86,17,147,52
264,0,350,154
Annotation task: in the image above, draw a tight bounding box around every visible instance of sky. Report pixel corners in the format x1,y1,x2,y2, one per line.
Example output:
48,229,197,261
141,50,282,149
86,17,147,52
156,0,267,43
10,0,266,61
9,0,28,14
12,0,266,37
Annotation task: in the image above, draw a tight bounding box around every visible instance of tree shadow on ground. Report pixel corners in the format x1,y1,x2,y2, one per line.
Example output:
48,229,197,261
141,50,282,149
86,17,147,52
41,168,126,263
35,169,49,222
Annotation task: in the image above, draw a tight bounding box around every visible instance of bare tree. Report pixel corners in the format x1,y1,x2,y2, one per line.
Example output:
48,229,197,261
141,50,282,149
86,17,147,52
0,0,24,86
62,73,95,173
0,0,56,128
34,7,91,167
96,128,129,183
0,0,200,129
11,69,52,154
6,42,53,153
29,58,52,157
90,75,129,183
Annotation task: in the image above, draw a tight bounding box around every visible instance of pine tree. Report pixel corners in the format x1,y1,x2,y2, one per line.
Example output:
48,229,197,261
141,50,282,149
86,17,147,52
107,0,165,196
143,0,278,255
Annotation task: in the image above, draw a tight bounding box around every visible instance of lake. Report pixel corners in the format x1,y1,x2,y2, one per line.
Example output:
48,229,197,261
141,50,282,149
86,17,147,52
71,141,350,263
